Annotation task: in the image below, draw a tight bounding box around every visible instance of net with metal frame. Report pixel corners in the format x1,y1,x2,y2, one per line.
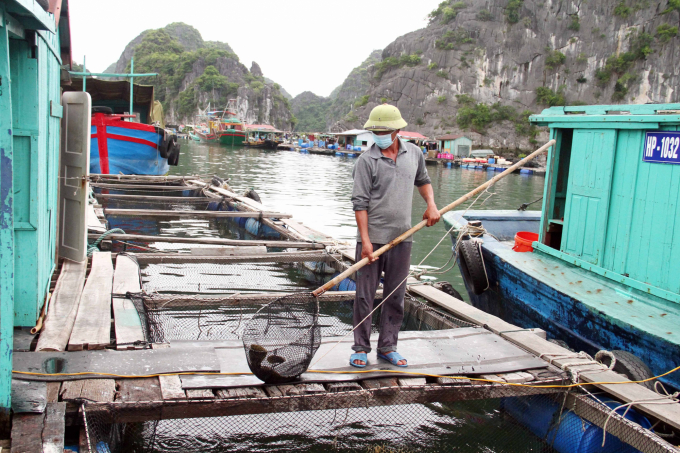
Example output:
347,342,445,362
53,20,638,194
242,293,322,384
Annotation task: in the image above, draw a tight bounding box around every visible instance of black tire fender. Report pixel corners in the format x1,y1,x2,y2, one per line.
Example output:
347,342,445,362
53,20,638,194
245,189,261,203
458,239,489,295
433,281,464,300
167,138,180,166
598,350,655,390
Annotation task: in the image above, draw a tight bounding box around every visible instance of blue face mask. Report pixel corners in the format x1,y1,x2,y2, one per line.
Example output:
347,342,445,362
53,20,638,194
372,132,396,149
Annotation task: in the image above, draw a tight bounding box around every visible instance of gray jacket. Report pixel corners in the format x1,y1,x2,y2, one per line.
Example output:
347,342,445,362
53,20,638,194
351,139,431,244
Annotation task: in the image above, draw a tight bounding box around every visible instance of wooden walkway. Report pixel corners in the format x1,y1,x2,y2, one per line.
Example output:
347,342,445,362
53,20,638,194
8,175,679,453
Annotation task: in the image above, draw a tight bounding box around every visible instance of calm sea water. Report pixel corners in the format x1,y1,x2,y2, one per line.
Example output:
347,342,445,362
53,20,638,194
170,141,545,299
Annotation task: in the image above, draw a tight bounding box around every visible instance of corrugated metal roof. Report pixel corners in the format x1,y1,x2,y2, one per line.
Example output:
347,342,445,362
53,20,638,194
399,131,428,140
436,134,468,140
333,129,369,136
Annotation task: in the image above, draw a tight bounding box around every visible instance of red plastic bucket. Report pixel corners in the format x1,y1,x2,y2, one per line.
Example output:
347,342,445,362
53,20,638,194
513,232,539,252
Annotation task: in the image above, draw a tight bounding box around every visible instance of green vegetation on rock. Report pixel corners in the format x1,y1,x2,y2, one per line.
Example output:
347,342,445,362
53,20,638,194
354,95,369,108
455,94,538,142
505,0,524,24
595,31,653,85
656,24,678,43
374,54,421,79
435,29,475,50
477,9,493,21
567,16,580,31
535,86,566,106
429,1,467,24
545,50,566,70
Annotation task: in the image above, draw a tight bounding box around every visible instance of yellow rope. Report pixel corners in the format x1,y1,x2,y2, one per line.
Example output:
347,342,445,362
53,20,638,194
11,364,680,390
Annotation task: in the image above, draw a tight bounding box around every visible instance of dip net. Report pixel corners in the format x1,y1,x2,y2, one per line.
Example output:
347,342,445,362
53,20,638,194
241,294,321,384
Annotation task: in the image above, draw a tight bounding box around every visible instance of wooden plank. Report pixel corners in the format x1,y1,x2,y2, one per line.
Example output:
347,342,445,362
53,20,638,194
280,219,337,244
80,380,116,403
83,381,563,423
41,402,66,453
36,260,88,351
112,254,144,350
397,378,427,387
158,375,186,400
133,251,339,265
325,382,363,393
436,377,471,385
87,233,323,249
68,252,114,351
189,246,267,256
104,208,293,219
144,290,383,308
59,381,84,401
215,387,266,399
95,193,212,202
10,413,44,453
46,382,61,403
91,174,192,181
11,380,46,413
185,389,214,399
90,183,203,191
500,371,534,383
115,378,162,402
87,203,106,233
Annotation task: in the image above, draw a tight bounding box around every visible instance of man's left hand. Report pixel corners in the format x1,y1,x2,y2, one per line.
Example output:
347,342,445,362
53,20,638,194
423,205,441,227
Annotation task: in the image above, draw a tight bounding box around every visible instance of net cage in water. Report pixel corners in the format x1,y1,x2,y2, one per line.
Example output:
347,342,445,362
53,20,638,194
81,383,678,453
242,293,322,384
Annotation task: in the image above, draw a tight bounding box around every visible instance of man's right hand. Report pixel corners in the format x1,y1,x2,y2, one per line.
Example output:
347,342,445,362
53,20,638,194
361,242,378,263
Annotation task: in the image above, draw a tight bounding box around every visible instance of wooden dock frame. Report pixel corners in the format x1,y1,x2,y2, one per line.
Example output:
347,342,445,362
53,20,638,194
9,175,680,452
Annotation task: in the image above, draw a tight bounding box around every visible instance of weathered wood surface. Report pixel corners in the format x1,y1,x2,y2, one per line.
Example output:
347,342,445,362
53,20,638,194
133,250,339,265
90,183,203,191
60,379,116,403
159,375,186,400
186,389,214,399
36,260,87,351
87,233,324,249
115,378,162,402
68,252,114,351
280,219,337,244
11,380,46,413
144,290,383,308
95,194,212,202
83,378,563,423
408,278,680,432
90,174,195,181
10,413,44,453
190,246,267,256
41,402,66,453
112,254,144,350
104,208,293,219
46,382,61,403
87,203,106,233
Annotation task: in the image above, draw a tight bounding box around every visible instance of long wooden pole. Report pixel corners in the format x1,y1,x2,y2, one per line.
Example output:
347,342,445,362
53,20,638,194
103,208,292,219
312,139,556,297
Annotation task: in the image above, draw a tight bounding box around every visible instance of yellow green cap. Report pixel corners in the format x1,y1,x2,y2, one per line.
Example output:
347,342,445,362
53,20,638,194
363,103,407,131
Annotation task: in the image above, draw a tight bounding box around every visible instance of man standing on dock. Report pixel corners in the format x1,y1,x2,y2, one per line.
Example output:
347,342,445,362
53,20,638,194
350,104,440,368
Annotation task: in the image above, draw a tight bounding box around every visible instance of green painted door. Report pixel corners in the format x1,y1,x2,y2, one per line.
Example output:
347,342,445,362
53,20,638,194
560,129,617,265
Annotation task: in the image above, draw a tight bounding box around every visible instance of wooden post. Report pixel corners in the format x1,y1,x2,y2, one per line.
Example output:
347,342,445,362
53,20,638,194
129,57,133,120
0,4,14,433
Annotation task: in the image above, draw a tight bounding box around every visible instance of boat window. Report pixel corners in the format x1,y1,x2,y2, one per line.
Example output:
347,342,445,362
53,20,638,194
544,129,573,249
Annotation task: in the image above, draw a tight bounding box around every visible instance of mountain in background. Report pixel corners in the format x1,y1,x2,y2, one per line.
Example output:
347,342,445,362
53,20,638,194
329,0,680,149
104,23,293,129
290,50,382,132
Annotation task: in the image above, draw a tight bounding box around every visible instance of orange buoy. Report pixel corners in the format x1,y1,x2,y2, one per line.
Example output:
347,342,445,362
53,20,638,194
513,232,539,252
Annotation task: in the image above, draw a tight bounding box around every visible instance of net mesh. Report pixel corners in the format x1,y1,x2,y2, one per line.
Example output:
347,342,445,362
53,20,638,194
81,383,678,453
242,294,321,384
128,292,475,345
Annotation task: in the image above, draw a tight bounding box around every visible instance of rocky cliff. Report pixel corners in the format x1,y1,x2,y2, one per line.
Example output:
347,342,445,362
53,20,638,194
330,0,680,150
104,23,293,129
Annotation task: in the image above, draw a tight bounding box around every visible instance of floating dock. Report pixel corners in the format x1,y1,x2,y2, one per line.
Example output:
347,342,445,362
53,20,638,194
7,175,677,452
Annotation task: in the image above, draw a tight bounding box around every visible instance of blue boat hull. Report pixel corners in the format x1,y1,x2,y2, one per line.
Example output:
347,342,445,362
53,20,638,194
90,125,170,175
445,211,680,390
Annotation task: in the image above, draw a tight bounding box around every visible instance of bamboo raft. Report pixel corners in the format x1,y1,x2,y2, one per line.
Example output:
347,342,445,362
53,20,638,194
8,175,680,453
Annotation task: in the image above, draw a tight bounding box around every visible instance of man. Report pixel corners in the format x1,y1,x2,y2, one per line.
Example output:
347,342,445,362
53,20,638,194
350,104,440,368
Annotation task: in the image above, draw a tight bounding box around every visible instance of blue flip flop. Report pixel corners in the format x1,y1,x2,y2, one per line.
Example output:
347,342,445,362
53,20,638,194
349,352,368,368
378,351,408,367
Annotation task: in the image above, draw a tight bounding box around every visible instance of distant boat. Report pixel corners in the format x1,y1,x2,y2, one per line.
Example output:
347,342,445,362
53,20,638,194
90,107,179,175
215,101,247,146
244,124,284,149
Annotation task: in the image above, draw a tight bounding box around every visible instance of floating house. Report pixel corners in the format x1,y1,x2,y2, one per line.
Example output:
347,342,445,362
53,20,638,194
333,129,374,151
436,134,472,157
443,103,680,390
0,0,73,425
398,130,429,146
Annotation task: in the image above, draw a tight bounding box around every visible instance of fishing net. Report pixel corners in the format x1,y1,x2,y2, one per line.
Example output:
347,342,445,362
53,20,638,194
80,381,679,453
127,292,472,344
241,294,321,384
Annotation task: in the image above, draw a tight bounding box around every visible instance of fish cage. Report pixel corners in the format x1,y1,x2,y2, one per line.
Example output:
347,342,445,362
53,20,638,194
80,382,676,453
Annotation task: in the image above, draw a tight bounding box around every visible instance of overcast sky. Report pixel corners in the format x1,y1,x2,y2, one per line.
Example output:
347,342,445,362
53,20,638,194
69,0,441,98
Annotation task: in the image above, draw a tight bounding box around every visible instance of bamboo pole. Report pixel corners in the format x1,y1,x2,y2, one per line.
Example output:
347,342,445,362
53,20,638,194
313,139,556,296
103,209,292,219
